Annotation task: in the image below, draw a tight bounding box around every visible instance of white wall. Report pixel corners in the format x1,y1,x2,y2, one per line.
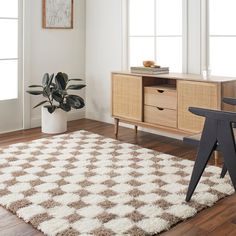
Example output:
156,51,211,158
25,0,86,128
187,0,201,74
85,0,123,123
85,0,202,125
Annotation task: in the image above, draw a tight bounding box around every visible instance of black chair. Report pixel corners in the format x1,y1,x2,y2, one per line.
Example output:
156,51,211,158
185,99,236,202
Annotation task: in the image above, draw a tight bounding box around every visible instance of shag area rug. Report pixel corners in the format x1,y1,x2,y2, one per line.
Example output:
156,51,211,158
0,130,233,236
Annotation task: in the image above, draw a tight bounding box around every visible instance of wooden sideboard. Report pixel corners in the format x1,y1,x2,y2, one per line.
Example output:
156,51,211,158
111,72,236,137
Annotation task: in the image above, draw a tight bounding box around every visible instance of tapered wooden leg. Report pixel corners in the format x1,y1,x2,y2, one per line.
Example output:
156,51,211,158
134,125,138,134
214,151,219,166
186,119,217,202
114,118,119,138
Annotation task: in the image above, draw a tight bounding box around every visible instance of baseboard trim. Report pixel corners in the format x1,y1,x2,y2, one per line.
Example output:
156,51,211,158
86,111,113,124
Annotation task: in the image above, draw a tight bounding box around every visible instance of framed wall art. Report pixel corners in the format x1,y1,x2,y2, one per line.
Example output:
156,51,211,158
42,0,73,29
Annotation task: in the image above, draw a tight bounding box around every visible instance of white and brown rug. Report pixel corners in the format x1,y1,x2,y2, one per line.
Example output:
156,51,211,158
0,130,233,235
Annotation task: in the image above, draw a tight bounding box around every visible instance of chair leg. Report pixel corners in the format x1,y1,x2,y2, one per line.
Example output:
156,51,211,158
217,121,236,191
220,163,227,178
186,119,217,202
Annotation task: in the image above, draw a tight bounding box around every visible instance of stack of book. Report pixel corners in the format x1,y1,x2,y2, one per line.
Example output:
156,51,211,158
130,66,169,75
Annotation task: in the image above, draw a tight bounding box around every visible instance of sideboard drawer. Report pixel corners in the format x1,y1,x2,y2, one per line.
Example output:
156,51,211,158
144,86,177,109
144,105,177,128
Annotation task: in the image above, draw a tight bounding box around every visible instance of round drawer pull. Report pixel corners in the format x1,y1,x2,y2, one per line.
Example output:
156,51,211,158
157,107,164,111
157,89,164,93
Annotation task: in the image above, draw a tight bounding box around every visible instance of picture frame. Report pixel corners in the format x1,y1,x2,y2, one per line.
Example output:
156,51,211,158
42,0,73,29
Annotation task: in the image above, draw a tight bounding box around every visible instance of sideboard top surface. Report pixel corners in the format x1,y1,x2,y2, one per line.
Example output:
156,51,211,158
112,71,236,83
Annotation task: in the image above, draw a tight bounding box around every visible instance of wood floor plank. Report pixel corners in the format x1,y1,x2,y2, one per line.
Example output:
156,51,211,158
0,118,234,235
208,221,236,236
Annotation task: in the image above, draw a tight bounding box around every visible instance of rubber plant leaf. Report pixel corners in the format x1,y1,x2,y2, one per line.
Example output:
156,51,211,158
62,73,69,83
67,95,85,109
33,100,48,109
60,103,71,112
26,91,44,95
42,73,50,87
28,85,43,88
52,91,63,103
48,73,54,86
67,84,86,90
55,72,67,90
45,105,56,114
68,78,83,81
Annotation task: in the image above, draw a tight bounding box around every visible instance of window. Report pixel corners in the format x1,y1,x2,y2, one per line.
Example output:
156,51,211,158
0,0,19,100
128,0,184,72
209,0,236,76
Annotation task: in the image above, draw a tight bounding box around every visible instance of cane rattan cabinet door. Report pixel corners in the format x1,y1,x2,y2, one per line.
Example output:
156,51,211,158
178,80,219,133
112,74,142,121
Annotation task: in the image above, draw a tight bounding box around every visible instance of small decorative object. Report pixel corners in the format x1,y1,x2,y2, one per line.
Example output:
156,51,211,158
42,0,73,29
143,60,155,67
27,72,85,134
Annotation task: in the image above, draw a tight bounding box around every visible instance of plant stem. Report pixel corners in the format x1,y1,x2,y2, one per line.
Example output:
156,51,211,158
45,89,53,107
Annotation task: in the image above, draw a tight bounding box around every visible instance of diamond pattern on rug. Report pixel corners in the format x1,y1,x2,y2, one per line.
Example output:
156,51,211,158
0,130,234,236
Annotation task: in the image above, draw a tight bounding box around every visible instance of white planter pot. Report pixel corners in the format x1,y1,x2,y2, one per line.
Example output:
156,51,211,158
41,107,67,134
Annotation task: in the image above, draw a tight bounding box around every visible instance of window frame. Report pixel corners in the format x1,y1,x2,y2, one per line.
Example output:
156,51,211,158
0,0,22,101
204,0,236,76
124,0,188,73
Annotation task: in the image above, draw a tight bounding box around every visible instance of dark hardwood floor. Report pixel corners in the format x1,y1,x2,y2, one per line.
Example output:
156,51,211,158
0,118,235,236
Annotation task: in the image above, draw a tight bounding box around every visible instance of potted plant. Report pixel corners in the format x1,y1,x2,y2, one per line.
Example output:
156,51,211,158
27,72,86,134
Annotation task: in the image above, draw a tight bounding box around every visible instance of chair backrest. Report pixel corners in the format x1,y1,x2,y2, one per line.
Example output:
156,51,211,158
189,107,236,122
223,97,236,106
